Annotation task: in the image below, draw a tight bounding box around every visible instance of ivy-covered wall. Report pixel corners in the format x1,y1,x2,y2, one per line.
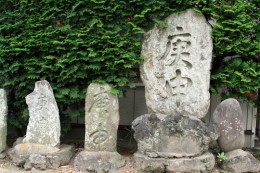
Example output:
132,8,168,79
0,0,259,132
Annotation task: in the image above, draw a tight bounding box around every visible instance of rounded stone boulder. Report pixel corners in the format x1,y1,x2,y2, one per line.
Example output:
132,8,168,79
212,98,245,152
220,149,260,173
132,113,219,158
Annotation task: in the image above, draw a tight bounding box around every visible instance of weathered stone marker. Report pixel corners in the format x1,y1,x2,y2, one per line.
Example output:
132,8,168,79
23,80,60,147
84,83,119,152
0,89,7,154
212,98,245,152
8,80,74,170
74,83,125,173
141,9,213,118
132,9,217,173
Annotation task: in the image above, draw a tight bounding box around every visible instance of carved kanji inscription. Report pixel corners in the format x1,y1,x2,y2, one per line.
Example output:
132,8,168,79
162,27,193,107
141,9,213,118
85,83,119,152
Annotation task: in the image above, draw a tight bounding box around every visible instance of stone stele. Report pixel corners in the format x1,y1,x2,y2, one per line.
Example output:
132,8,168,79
23,80,60,147
0,89,7,153
74,83,125,172
84,83,119,152
212,98,245,152
141,9,213,118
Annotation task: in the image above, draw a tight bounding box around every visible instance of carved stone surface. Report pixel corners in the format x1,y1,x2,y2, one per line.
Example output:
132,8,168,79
141,9,213,118
7,144,74,170
212,98,245,152
74,151,125,173
85,83,119,152
132,113,219,158
23,80,60,147
134,152,215,173
0,89,7,153
220,149,260,173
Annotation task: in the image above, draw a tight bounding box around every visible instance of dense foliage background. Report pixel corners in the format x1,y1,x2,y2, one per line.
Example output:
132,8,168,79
0,0,259,133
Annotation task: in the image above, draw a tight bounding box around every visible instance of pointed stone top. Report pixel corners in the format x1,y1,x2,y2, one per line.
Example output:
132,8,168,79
24,80,60,147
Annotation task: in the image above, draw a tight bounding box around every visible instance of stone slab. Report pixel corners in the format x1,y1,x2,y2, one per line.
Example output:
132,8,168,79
85,83,119,152
7,144,74,170
141,9,213,118
132,113,218,158
12,143,60,155
23,80,60,147
134,152,215,173
74,151,126,173
220,149,260,173
212,98,245,152
0,89,7,153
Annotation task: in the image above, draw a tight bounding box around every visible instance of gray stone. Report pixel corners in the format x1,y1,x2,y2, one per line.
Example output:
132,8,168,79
141,9,213,118
74,151,126,173
212,98,245,152
12,137,25,147
220,149,260,173
23,80,60,147
7,144,74,170
132,113,219,158
0,89,7,153
134,152,215,173
24,154,47,170
85,83,119,152
74,83,124,173
0,152,6,159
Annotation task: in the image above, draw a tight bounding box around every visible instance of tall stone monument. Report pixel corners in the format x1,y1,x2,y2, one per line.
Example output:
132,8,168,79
141,9,212,118
132,9,218,173
8,80,74,170
0,89,7,154
74,83,125,173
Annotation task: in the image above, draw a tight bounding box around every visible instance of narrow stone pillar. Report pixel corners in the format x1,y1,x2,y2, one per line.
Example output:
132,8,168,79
0,89,7,154
74,83,125,173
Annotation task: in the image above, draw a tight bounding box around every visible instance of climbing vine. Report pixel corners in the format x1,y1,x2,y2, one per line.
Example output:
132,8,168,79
0,0,259,131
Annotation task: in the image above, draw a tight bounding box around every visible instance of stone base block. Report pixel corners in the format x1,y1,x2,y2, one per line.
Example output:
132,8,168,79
134,152,215,173
74,151,126,173
220,149,260,173
7,144,74,170
132,113,219,158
